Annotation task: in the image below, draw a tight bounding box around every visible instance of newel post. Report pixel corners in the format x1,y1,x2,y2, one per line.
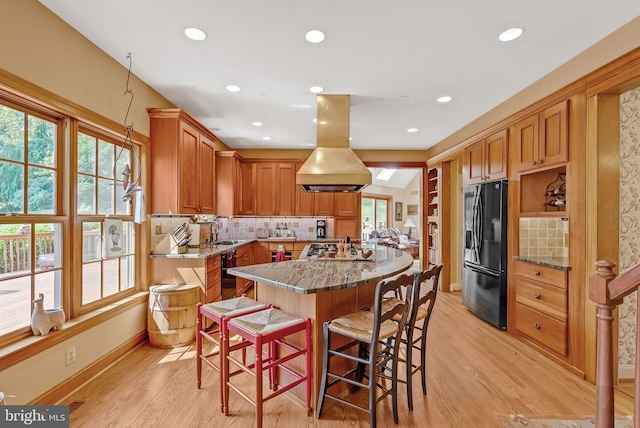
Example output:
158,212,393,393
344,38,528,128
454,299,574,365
589,260,620,428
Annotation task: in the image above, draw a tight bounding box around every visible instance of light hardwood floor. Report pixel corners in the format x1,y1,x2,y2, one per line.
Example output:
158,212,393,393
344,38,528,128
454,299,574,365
62,291,634,427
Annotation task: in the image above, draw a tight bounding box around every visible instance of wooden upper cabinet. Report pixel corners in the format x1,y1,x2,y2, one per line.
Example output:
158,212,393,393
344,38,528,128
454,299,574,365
216,151,244,216
277,163,296,216
514,100,568,173
334,192,360,217
463,129,508,185
255,162,277,216
240,161,256,215
148,108,217,214
199,133,216,213
315,193,335,216
539,101,569,167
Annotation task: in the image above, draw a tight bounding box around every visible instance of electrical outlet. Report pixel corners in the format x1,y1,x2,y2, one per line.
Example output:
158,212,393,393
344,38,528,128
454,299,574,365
65,346,76,366
155,225,162,234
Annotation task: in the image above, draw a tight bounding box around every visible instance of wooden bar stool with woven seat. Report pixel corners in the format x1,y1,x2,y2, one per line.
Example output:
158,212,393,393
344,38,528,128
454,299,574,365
316,274,412,428
384,264,443,410
196,296,270,412
223,307,312,428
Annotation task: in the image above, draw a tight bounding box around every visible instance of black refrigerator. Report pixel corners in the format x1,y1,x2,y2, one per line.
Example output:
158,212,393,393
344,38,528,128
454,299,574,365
462,180,508,329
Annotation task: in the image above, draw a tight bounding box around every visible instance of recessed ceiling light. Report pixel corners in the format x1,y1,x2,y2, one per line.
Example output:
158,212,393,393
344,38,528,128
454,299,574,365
407,128,418,133
437,95,452,103
305,30,326,43
312,118,317,123
262,136,271,140
252,122,263,127
226,85,241,92
499,27,524,42
309,86,324,93
184,27,207,41
291,104,311,109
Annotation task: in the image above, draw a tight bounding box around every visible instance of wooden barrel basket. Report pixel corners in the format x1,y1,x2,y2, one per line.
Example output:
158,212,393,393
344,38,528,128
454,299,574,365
147,284,199,348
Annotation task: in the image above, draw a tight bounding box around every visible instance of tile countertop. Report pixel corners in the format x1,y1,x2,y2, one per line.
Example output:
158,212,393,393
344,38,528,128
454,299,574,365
149,239,257,258
228,245,414,295
513,255,571,270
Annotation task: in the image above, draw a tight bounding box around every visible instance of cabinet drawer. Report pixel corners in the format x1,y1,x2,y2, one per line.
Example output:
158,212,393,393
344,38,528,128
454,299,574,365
206,255,221,271
206,269,221,288
515,277,566,322
201,281,221,303
514,260,567,289
237,253,251,266
236,244,251,258
516,303,566,355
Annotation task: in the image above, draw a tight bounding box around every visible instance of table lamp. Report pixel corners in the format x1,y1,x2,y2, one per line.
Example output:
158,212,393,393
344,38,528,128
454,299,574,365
404,217,416,239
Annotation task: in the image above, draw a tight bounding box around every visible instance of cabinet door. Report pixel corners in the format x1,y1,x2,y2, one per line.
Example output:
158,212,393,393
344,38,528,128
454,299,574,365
240,162,256,215
334,192,359,216
463,139,485,185
233,157,242,215
199,134,216,214
255,162,277,216
539,100,568,167
513,114,540,173
179,121,200,214
295,162,315,216
315,193,335,216
335,217,359,240
485,129,508,181
255,242,271,264
277,163,296,216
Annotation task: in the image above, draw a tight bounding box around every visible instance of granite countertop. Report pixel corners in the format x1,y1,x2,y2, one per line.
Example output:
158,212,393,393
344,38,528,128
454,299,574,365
149,239,257,258
228,245,414,294
513,255,571,270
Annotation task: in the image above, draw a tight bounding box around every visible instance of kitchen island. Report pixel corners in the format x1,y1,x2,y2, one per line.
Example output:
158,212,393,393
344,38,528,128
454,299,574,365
227,245,414,409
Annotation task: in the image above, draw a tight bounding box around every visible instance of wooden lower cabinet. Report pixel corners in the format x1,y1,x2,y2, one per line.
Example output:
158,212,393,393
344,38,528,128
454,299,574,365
254,241,271,264
514,260,568,357
203,255,222,303
235,244,253,296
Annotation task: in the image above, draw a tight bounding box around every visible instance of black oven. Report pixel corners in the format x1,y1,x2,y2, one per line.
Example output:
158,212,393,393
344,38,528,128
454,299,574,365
221,250,237,287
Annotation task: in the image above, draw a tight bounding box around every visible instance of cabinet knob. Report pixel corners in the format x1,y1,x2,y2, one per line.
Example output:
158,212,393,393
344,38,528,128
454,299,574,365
533,323,540,329
534,270,540,276
532,161,537,165
534,293,541,299
538,159,544,164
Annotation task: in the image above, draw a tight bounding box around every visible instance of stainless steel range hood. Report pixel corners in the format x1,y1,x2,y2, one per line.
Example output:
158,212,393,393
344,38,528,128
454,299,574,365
296,94,371,193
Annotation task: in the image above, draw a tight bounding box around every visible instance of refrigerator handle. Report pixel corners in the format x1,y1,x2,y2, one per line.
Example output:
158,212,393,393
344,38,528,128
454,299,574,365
472,185,482,263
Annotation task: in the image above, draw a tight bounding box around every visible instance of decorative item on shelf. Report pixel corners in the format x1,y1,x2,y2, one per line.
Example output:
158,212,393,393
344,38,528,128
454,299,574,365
543,173,566,211
404,217,416,239
31,293,65,336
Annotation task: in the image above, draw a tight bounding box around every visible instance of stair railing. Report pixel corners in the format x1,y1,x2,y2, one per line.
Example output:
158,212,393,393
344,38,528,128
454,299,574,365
590,259,640,428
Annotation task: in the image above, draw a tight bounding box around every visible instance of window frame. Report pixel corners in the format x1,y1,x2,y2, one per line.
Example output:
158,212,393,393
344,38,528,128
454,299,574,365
72,123,142,316
0,86,146,344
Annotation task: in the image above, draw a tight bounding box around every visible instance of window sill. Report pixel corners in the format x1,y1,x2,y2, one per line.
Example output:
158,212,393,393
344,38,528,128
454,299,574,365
0,292,149,371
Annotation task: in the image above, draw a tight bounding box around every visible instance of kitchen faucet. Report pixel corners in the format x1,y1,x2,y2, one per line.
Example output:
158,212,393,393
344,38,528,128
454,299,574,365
209,219,220,244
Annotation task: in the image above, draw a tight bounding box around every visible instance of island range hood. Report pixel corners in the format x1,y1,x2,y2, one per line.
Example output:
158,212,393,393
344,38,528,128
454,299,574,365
296,94,372,193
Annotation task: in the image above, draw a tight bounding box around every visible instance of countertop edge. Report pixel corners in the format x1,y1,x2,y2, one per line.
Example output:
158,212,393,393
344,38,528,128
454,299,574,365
228,250,415,295
513,255,571,271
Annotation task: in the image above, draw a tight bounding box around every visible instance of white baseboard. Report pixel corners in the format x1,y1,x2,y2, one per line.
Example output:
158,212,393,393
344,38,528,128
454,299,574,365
619,364,635,380
449,282,461,291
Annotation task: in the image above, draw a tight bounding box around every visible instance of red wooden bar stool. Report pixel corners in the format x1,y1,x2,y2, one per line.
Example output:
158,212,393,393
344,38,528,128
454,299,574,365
196,296,270,412
223,307,312,428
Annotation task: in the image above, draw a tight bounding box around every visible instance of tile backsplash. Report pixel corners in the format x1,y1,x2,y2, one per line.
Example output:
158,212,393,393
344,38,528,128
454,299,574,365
149,215,334,248
519,217,569,258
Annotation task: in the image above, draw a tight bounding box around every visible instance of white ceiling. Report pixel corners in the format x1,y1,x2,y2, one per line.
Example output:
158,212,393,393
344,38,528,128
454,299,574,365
40,1,640,151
